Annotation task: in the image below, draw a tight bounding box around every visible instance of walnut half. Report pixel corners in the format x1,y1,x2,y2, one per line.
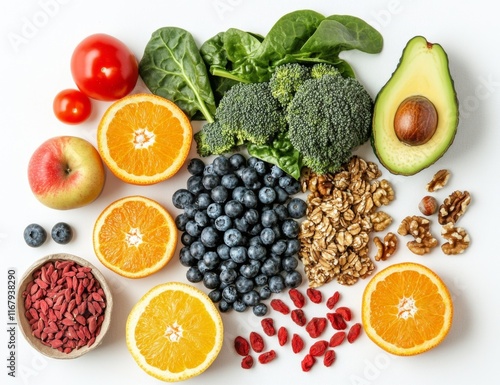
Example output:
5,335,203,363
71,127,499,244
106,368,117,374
374,232,398,261
438,190,471,225
441,223,470,255
426,169,451,192
398,215,438,255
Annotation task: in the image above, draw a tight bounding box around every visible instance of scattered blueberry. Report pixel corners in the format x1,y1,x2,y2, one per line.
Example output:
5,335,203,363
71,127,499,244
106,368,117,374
187,158,205,175
252,303,268,316
23,223,47,247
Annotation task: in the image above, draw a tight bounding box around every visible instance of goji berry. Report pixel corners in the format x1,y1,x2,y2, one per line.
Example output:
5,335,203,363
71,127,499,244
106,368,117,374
309,340,328,357
323,350,336,367
306,288,322,303
326,291,340,309
278,326,288,346
336,306,352,322
327,312,347,330
301,354,316,372
270,299,290,315
305,317,327,338
347,323,362,343
291,308,307,326
241,355,253,369
291,333,304,354
258,350,277,364
234,336,250,356
261,318,276,336
249,331,264,353
288,288,305,308
329,331,346,347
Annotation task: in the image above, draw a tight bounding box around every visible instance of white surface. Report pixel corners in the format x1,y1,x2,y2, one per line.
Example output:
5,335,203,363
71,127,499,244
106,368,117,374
1,0,499,384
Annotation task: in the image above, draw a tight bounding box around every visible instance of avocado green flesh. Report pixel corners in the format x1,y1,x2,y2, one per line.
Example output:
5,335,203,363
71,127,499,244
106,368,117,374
372,36,459,175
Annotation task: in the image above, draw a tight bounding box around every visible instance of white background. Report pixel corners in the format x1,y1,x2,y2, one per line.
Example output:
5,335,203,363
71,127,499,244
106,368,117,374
1,0,499,384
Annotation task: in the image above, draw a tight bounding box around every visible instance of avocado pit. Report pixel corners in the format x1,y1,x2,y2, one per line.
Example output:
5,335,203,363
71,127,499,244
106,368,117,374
394,95,438,146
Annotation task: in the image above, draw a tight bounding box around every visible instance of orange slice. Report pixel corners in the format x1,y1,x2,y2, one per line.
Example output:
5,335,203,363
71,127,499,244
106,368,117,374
93,195,177,278
362,262,453,356
126,282,223,382
97,93,192,185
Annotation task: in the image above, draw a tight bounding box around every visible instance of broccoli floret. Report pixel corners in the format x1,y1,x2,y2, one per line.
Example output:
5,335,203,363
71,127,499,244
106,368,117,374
286,75,373,174
269,63,312,107
310,63,341,79
194,121,235,157
216,81,286,145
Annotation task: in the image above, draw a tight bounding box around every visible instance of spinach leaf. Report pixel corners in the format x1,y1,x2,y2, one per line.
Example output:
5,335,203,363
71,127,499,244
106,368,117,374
139,27,216,122
299,15,383,56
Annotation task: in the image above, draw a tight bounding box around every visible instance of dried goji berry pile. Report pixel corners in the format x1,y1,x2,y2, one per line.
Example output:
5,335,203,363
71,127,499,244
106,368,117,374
233,287,362,371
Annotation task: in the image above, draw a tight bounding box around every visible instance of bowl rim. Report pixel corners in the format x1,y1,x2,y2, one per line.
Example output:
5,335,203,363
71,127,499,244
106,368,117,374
16,253,113,359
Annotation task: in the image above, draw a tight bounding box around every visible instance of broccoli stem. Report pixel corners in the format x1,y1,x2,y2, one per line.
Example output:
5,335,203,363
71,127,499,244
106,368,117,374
210,68,252,84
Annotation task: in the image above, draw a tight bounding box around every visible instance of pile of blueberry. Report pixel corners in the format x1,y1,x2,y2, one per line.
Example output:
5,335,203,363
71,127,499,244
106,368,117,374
172,154,307,316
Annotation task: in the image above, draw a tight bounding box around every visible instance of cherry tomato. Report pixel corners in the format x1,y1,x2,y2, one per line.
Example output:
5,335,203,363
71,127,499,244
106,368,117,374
53,89,92,124
70,33,138,101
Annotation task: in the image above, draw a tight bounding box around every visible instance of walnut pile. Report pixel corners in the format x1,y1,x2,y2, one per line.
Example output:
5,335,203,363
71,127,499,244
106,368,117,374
298,156,394,287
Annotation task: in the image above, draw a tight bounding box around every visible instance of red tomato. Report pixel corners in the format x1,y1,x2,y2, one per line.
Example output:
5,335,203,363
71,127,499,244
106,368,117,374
70,34,138,101
53,89,92,124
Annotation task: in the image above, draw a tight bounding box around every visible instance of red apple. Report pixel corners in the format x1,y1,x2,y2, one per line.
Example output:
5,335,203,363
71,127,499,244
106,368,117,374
27,136,106,210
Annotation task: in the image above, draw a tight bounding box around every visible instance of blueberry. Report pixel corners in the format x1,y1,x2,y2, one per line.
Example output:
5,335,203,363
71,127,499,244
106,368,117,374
233,300,247,312
186,267,204,283
211,185,229,203
213,155,231,175
217,244,230,260
187,158,205,175
221,173,239,190
240,263,260,279
282,219,300,238
287,198,307,218
197,259,211,274
261,210,278,228
248,223,263,236
268,275,285,293
206,203,223,219
282,255,299,272
234,217,250,233
258,187,276,205
258,285,272,300
200,226,219,248
244,209,260,225
187,175,205,195
220,268,238,284
185,221,202,237
252,303,268,316
261,258,280,276
271,240,287,255
214,215,232,232
284,178,301,195
229,153,246,170
232,186,247,202
241,167,259,186
285,239,301,256
208,289,222,303
274,186,289,203
248,244,267,261
175,213,189,231
224,200,244,218
218,300,232,312
230,246,248,264
262,173,277,187
179,247,197,267
222,285,238,303
181,232,195,246
194,211,210,227
23,224,47,247
223,228,243,247
203,271,221,289
203,251,220,270
196,193,212,209
242,290,260,306
274,204,289,221
252,160,268,175
220,259,238,271
270,165,284,178
202,174,220,190
189,241,206,259
242,190,258,208
172,189,195,209
235,276,254,293
203,164,216,175
284,270,303,288
260,227,276,245
248,235,263,247
184,204,199,218
254,274,268,286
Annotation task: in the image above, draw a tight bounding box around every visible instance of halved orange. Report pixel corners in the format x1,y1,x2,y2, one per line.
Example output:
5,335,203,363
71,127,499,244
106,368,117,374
93,195,177,278
97,93,193,185
126,282,224,382
362,262,453,356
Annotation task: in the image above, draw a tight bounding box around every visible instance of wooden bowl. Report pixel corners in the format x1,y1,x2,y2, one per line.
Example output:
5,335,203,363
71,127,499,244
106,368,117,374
17,253,113,359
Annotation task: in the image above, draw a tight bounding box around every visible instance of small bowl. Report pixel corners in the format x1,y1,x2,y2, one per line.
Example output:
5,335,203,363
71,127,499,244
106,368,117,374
17,253,113,359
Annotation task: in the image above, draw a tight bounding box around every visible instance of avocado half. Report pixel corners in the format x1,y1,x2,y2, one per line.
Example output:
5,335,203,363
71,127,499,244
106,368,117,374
371,36,459,175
